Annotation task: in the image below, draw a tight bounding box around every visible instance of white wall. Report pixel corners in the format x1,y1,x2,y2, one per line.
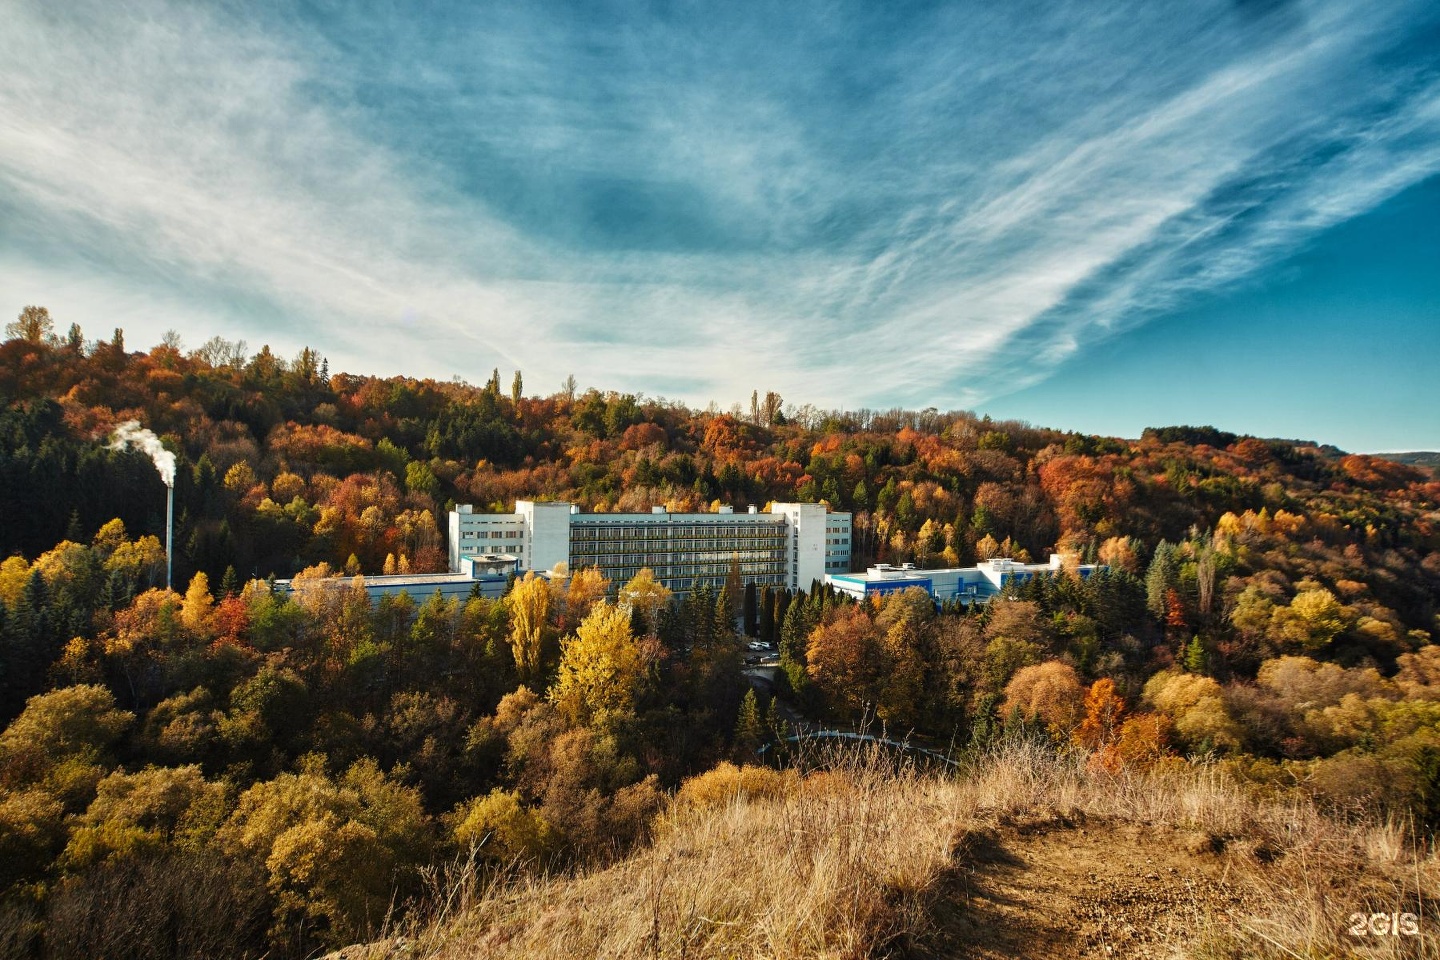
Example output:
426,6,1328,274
517,500,573,572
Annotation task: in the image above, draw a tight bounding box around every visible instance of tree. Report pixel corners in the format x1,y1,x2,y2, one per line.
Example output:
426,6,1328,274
511,370,523,405
561,566,609,634
180,572,215,639
405,461,440,500
743,581,758,637
1002,661,1084,737
806,605,887,719
1142,670,1240,753
1145,541,1178,620
549,601,643,726
724,554,742,626
1073,678,1125,751
983,600,1048,689
762,391,784,427
733,688,765,758
60,764,227,870
217,759,429,954
7,305,54,343
505,573,551,684
1274,586,1349,650
619,568,671,637
453,788,556,864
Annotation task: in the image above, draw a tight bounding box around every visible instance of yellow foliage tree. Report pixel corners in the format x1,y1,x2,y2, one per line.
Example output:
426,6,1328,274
506,572,552,684
619,567,672,634
0,555,30,607
61,764,227,870
550,601,642,726
1274,586,1350,650
181,572,216,639
1142,670,1241,752
561,566,610,632
452,788,557,864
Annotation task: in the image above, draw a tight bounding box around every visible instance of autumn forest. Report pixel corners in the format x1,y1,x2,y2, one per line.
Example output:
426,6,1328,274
1,307,1438,959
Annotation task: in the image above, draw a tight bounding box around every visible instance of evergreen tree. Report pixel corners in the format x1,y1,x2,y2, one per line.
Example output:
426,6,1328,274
968,693,1000,752
734,688,765,757
219,565,240,598
759,587,774,644
1183,635,1208,674
1145,541,1178,620
743,581,758,637
724,554,742,626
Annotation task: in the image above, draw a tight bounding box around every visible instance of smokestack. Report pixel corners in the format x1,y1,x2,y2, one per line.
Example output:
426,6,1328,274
108,421,178,590
166,482,174,591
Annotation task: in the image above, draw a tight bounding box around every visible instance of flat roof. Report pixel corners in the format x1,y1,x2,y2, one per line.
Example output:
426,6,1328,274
277,571,507,589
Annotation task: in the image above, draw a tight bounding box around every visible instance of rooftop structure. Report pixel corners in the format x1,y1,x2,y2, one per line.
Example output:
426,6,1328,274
450,501,851,593
825,555,1101,604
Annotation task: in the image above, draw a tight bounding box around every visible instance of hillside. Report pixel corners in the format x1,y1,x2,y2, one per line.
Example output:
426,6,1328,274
330,744,1438,960
2,318,1439,959
1377,452,1440,477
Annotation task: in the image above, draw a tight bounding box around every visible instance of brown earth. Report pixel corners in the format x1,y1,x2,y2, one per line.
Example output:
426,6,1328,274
911,813,1267,960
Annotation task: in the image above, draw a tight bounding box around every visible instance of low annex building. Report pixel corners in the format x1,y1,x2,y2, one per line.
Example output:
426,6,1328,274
272,554,519,605
825,555,1100,604
449,500,851,593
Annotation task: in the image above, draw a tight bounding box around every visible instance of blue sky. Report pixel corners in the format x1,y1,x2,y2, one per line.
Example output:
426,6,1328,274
2,0,1438,451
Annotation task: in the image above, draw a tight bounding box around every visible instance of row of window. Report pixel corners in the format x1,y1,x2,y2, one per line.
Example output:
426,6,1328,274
584,564,788,586
571,541,788,554
570,524,786,539
571,552,785,572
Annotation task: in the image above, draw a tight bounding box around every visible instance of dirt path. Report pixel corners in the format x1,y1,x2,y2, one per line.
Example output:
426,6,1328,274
911,813,1255,959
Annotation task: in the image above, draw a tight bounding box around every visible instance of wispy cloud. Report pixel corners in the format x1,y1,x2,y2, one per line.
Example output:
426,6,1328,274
1,0,1437,410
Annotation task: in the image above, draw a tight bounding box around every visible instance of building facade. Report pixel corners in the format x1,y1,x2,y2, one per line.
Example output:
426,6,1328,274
825,555,1100,605
449,501,850,593
274,554,519,606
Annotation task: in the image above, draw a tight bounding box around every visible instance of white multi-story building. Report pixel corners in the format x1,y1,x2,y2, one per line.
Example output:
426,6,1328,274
449,501,851,593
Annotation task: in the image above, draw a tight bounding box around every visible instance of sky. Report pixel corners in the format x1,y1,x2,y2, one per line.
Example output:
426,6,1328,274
2,0,1438,452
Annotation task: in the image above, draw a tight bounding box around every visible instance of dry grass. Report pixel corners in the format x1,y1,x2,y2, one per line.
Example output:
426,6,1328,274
351,740,1438,960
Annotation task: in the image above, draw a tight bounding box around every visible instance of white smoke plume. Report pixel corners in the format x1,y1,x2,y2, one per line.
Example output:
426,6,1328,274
110,420,176,487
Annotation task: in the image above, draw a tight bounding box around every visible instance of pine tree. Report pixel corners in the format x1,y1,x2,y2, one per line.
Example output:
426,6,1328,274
1145,541,1178,620
734,688,765,757
759,585,774,644
1183,635,1208,674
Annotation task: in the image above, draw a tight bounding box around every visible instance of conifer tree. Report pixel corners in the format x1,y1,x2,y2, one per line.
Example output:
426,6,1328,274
734,688,764,757
758,585,774,644
743,581,758,637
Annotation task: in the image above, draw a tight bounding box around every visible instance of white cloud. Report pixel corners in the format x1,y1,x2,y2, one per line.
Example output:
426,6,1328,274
0,0,1437,413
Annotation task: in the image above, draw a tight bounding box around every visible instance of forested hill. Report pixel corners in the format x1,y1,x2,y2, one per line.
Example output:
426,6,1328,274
3,312,1440,958
2,317,1435,584
1376,450,1440,475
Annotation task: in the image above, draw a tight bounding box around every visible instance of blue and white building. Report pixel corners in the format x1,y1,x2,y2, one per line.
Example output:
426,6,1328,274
825,555,1100,604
